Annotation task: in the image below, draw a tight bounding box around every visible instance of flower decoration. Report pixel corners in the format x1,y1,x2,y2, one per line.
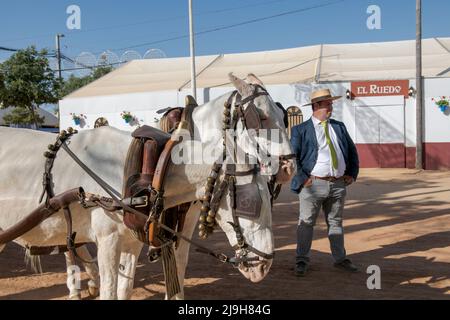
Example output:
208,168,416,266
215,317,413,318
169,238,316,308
70,113,85,125
432,96,449,113
121,111,134,124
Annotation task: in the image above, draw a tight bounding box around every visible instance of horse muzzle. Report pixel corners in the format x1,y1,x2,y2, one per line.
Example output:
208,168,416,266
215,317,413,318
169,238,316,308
237,256,273,283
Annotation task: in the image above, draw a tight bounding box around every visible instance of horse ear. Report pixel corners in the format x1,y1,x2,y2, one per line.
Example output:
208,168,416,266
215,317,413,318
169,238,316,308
229,73,253,97
247,73,265,88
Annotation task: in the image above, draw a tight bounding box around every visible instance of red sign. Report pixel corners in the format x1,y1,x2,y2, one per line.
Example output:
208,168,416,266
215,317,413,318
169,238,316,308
351,80,410,98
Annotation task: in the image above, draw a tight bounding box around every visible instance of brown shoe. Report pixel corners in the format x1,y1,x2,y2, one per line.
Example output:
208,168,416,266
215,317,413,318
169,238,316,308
334,259,359,273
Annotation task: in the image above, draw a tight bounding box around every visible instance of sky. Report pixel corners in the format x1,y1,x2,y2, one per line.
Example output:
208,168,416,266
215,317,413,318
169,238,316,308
0,0,449,72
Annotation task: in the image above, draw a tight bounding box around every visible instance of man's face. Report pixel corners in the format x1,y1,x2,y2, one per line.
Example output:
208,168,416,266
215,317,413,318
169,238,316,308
313,100,333,119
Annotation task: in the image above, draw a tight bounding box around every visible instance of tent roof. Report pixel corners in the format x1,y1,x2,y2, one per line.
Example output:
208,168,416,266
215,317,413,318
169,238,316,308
65,37,450,99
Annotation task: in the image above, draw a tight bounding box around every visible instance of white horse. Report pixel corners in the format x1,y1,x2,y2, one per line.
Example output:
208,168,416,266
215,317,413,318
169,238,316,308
0,73,295,300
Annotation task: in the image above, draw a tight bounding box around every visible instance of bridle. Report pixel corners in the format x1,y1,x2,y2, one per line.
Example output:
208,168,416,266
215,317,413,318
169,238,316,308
197,84,295,266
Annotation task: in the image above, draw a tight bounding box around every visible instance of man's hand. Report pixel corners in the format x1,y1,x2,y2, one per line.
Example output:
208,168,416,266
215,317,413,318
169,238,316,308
343,175,354,186
303,177,313,188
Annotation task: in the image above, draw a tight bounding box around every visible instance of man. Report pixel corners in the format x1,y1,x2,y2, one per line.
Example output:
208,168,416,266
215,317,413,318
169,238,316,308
290,88,359,277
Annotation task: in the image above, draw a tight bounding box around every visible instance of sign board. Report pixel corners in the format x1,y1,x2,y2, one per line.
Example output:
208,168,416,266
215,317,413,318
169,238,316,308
351,80,410,98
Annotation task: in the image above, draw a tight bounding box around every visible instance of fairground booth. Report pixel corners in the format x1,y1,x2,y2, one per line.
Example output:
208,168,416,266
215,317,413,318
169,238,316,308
59,37,450,170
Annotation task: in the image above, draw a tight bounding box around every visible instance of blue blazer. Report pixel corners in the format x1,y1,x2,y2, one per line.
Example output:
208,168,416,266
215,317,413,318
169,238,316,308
290,118,359,194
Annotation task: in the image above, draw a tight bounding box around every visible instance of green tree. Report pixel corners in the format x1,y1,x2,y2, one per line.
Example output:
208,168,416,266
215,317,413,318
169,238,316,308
58,66,113,98
0,46,60,128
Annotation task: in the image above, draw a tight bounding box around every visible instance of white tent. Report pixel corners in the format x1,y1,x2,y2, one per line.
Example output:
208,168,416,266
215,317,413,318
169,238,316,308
64,37,450,99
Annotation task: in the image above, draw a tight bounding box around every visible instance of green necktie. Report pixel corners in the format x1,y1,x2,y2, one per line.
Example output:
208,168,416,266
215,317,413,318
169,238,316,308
321,121,338,170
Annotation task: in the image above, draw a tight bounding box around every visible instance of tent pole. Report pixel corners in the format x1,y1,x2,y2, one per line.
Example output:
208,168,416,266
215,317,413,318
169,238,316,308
189,0,197,100
314,44,324,83
415,0,423,170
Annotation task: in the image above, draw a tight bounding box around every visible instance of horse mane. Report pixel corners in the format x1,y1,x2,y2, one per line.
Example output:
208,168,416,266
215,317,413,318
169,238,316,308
159,116,172,133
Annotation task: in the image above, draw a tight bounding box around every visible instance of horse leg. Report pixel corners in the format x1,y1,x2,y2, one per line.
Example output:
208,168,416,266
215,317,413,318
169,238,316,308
64,251,82,300
96,233,121,300
90,208,124,300
170,202,201,300
77,245,100,298
117,238,143,300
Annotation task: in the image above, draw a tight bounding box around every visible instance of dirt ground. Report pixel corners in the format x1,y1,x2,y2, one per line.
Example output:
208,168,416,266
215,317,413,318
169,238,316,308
0,168,449,300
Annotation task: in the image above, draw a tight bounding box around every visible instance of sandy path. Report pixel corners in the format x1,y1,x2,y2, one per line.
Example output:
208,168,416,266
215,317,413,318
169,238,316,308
0,169,449,300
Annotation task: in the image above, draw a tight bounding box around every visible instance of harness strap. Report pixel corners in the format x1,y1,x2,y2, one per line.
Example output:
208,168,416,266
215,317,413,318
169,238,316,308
235,90,269,107
61,143,122,199
63,206,97,264
232,244,275,260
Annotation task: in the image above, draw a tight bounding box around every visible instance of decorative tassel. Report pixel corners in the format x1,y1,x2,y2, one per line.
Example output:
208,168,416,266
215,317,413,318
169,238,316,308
161,242,180,300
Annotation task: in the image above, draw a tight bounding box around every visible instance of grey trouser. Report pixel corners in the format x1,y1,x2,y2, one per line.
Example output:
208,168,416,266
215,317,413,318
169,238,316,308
296,178,347,265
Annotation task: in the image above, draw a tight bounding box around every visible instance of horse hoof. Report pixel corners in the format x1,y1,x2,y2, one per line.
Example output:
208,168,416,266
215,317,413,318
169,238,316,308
88,286,100,298
69,294,82,300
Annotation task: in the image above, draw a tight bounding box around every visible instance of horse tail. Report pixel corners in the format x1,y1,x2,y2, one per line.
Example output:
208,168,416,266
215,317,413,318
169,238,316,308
24,248,43,274
122,138,144,195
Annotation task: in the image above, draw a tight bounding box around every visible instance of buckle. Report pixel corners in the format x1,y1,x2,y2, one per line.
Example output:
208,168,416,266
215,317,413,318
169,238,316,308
218,253,229,264
135,196,149,208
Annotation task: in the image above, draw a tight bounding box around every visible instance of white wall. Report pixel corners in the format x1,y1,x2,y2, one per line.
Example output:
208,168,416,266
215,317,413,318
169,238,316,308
60,90,179,131
350,96,406,145
60,78,450,147
424,78,450,143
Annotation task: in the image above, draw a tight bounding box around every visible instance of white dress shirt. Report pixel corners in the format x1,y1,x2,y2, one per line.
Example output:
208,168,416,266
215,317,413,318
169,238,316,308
310,116,346,178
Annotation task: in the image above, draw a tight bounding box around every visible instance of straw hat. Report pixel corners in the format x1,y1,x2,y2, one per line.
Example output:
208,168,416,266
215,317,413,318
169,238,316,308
303,89,342,106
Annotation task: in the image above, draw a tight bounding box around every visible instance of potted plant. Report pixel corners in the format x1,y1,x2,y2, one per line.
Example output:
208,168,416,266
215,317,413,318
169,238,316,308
70,113,84,126
432,96,449,113
121,111,134,124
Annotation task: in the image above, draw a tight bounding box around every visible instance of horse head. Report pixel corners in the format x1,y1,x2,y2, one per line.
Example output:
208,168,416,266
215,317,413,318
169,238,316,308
211,170,274,283
228,73,296,184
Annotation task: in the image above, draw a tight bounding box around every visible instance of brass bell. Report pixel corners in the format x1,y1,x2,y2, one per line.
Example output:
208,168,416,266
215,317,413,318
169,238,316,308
67,127,74,134
60,130,67,136
207,177,216,185
201,195,211,202
198,224,206,231
206,216,215,224
44,151,55,159
201,205,210,213
199,215,206,223
199,230,207,239
223,109,231,117
48,144,57,151
208,210,216,218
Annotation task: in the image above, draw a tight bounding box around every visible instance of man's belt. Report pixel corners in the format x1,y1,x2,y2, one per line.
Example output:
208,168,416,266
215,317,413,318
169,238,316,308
311,175,344,182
